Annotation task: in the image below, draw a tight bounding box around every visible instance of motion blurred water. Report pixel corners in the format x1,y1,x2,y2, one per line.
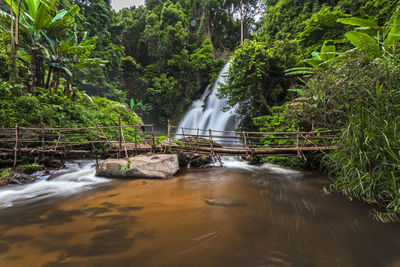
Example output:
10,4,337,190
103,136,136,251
178,62,238,134
0,161,109,209
0,162,399,266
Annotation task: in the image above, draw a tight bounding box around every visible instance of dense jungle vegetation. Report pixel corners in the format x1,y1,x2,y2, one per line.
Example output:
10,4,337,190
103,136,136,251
0,0,399,220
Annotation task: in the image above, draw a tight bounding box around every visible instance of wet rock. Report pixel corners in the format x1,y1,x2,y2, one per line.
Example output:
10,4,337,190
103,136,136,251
96,154,179,179
177,152,211,168
190,155,211,167
8,172,36,184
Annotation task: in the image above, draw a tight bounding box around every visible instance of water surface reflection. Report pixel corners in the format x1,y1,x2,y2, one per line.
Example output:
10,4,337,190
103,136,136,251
0,164,399,267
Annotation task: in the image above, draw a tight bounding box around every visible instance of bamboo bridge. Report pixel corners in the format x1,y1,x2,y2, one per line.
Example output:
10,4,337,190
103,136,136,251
0,118,340,167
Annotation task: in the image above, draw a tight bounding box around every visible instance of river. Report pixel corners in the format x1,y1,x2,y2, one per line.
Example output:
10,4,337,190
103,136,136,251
0,160,399,267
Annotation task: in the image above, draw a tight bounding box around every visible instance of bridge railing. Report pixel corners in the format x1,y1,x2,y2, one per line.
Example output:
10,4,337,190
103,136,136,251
0,117,159,166
168,125,340,157
0,120,341,166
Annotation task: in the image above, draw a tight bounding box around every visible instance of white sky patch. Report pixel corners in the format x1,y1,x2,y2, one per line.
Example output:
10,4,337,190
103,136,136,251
111,0,145,11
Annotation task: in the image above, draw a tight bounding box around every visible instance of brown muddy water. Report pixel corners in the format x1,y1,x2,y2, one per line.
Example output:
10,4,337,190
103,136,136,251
0,160,399,267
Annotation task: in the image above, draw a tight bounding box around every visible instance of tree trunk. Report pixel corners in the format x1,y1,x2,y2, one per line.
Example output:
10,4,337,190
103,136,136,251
50,68,60,92
9,0,18,82
205,12,211,39
240,1,244,44
65,82,72,96
29,47,44,90
45,66,52,89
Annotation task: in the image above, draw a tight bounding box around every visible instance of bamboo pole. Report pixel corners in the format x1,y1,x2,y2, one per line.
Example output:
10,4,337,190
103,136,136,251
209,129,214,154
182,127,185,140
296,127,300,158
243,131,248,157
41,116,45,151
152,124,156,153
13,124,18,168
134,126,138,154
53,131,62,151
118,115,122,158
167,119,171,153
121,124,128,158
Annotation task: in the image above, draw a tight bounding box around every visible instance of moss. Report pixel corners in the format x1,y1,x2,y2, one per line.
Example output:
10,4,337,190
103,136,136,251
18,163,44,174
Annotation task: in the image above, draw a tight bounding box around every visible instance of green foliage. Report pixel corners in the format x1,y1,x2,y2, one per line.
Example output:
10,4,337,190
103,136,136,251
0,85,142,128
0,168,11,180
337,11,400,59
323,58,400,219
219,39,299,129
190,37,214,71
18,163,44,174
298,7,348,55
290,53,400,221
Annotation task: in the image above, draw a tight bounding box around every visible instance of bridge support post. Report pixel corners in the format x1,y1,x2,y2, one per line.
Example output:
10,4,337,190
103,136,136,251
167,120,171,153
13,124,19,168
118,115,122,159
209,129,214,153
296,127,301,158
41,116,45,152
243,131,248,158
134,126,138,155
152,124,156,153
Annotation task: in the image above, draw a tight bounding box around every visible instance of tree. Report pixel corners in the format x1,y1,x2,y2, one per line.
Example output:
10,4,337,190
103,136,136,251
218,39,299,128
0,0,98,91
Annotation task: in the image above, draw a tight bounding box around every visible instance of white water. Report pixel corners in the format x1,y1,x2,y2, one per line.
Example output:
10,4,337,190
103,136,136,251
178,63,301,175
178,62,238,134
0,161,109,209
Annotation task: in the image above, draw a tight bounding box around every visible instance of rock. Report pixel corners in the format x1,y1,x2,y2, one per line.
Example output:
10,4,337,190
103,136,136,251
190,154,211,167
96,154,179,179
177,152,211,168
8,172,36,184
156,139,179,149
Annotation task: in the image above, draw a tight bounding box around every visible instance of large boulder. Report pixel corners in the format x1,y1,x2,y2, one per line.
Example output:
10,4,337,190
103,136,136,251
96,154,179,179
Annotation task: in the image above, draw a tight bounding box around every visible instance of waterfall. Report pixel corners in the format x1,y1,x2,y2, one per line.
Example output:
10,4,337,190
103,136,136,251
178,62,238,134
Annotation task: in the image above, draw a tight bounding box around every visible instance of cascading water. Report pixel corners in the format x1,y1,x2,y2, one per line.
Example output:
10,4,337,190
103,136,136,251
0,161,109,209
178,62,239,134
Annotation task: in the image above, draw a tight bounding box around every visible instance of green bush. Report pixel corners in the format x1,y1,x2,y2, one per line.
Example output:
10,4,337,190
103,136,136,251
0,87,142,129
293,55,400,221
